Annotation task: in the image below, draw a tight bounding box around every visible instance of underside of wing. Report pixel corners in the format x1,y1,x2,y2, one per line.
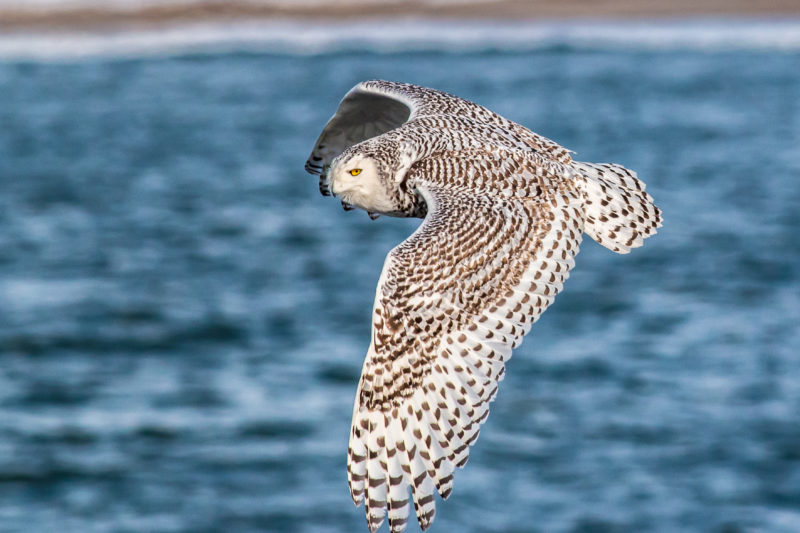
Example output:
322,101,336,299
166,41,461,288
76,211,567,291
347,181,584,532
305,81,429,176
304,80,574,182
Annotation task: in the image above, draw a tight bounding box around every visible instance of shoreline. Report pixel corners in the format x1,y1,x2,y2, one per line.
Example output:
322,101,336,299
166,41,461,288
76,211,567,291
2,0,800,32
3,18,800,61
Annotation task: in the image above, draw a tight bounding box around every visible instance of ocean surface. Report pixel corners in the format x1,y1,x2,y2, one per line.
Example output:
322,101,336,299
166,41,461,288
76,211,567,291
1,21,799,533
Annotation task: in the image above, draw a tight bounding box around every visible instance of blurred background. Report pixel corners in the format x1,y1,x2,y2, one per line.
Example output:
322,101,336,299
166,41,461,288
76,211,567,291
1,1,799,532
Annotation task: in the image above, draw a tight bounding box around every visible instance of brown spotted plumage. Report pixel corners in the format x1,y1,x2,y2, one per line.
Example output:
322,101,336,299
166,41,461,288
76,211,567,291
305,80,662,532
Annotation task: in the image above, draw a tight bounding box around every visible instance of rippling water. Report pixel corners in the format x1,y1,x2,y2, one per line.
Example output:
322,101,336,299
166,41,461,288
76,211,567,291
1,35,799,533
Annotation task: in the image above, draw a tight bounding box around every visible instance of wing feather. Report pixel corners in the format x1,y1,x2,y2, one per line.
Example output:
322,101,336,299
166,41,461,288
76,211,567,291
305,80,573,179
349,172,584,531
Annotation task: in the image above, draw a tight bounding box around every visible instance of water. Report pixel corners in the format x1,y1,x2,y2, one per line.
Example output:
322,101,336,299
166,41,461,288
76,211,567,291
1,33,799,533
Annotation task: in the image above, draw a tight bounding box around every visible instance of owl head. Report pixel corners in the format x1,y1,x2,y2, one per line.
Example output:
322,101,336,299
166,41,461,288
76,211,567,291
329,141,406,215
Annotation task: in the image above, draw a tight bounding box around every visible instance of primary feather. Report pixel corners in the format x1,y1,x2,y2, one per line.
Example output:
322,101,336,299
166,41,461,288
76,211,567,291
305,80,662,532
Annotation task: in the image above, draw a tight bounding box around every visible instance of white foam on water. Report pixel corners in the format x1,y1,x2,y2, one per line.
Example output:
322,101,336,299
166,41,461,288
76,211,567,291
1,18,800,60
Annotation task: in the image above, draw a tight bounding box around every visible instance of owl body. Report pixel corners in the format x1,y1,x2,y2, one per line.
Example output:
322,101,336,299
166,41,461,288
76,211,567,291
305,80,661,533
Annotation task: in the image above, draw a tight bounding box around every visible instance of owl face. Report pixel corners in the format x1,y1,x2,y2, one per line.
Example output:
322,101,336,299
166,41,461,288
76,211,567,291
330,152,399,214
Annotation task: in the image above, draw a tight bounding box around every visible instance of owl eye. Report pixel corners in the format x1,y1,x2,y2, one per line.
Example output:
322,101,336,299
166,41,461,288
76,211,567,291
349,169,362,176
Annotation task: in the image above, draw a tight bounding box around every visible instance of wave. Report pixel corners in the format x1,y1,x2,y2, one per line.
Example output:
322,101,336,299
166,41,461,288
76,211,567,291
1,19,800,60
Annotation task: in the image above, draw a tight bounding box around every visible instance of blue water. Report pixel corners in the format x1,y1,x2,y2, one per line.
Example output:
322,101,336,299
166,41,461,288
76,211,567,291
0,45,799,533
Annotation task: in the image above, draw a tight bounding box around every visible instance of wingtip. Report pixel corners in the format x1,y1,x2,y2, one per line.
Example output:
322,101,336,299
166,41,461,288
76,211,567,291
351,492,364,507
367,509,387,533
417,508,436,531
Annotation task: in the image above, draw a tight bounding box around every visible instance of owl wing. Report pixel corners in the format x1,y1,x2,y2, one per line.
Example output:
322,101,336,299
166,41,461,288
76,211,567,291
348,175,584,532
305,80,572,178
305,80,439,176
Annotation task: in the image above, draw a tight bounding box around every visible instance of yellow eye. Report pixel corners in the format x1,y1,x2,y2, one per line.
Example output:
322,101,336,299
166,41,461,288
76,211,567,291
349,168,362,176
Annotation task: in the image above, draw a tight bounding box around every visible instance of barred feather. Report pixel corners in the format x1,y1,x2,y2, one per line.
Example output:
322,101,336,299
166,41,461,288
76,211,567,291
574,161,662,253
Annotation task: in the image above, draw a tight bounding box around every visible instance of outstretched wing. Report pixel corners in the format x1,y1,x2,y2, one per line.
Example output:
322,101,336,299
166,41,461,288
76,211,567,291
305,81,440,176
348,178,584,532
305,80,572,178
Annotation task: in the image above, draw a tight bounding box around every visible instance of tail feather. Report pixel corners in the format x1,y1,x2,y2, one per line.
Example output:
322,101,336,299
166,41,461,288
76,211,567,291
574,161,662,254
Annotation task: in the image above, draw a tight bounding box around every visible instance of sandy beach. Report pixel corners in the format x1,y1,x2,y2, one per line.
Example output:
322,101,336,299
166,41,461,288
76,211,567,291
1,0,800,31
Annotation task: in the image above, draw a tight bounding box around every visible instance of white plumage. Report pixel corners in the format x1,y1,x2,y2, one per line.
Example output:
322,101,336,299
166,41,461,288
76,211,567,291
305,80,662,532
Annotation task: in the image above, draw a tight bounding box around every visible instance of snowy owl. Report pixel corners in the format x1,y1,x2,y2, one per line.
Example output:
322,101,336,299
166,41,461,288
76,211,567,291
305,80,661,532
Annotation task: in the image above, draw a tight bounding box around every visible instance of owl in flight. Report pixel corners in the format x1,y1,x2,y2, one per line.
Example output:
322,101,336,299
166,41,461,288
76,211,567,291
304,80,661,532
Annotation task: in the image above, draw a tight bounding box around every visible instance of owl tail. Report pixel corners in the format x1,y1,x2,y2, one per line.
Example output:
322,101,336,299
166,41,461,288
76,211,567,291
574,161,662,254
